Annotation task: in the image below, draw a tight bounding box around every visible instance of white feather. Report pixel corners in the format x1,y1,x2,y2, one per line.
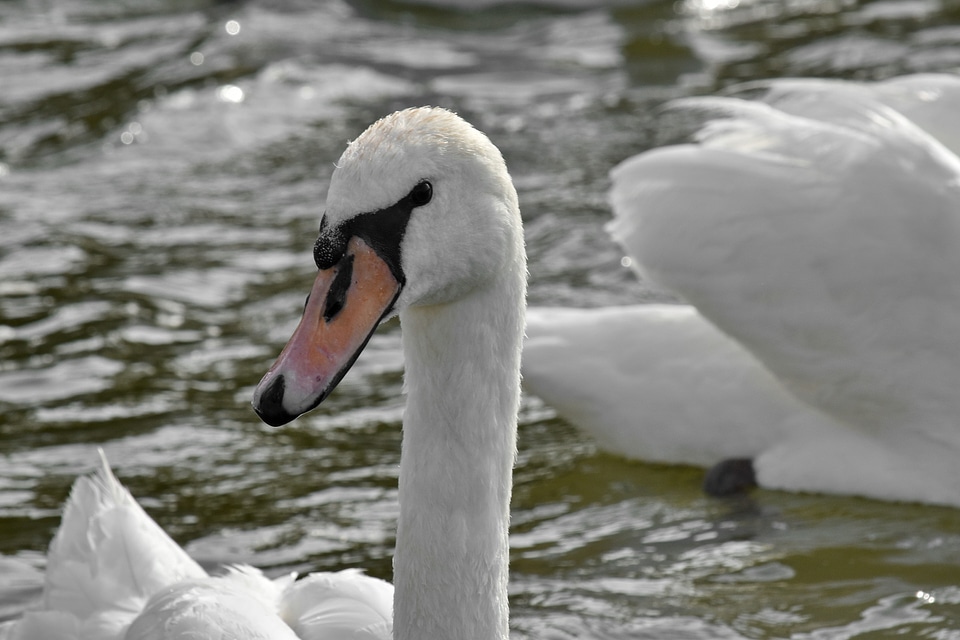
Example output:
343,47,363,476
9,452,394,640
524,73,960,506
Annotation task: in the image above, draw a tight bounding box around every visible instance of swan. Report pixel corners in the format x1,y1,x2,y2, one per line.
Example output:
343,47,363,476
523,73,960,506
5,450,393,640
523,305,843,496
7,106,526,639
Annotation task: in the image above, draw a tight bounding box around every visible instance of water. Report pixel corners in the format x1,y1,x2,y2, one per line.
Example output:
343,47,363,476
2,0,960,637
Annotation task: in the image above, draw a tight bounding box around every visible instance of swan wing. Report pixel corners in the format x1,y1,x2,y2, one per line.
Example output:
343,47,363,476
280,569,393,640
124,567,300,640
609,86,960,435
10,451,207,639
871,73,960,155
742,73,960,156
45,451,207,608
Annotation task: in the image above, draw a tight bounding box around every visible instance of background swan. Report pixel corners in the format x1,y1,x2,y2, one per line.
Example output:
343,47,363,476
523,304,844,496
6,106,526,640
523,73,960,507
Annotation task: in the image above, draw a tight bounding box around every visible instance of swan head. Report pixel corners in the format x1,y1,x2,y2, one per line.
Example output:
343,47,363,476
253,106,522,427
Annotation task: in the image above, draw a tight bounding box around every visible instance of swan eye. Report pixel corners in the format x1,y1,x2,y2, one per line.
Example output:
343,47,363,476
409,180,432,207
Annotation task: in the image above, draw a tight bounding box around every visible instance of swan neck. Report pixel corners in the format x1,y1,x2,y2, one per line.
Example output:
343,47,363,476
394,267,525,640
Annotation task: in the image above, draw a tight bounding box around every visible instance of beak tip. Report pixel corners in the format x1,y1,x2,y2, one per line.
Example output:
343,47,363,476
252,374,298,427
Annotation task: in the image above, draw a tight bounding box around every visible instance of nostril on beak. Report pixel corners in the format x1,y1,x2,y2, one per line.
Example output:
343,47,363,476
323,254,355,322
253,375,295,427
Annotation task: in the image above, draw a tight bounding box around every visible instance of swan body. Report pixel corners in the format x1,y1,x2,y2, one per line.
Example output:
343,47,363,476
4,451,392,640
9,107,525,639
523,73,960,506
523,304,840,468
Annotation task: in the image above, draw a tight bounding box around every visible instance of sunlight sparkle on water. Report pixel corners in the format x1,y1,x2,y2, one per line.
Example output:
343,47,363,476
217,85,245,104
120,122,143,145
693,0,741,10
190,52,204,66
225,20,241,35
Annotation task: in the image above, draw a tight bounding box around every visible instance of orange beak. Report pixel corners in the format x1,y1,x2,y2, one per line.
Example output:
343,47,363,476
252,237,401,426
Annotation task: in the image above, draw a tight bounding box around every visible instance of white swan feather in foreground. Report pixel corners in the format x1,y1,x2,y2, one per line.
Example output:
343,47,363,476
6,450,391,640
524,73,960,506
7,106,526,639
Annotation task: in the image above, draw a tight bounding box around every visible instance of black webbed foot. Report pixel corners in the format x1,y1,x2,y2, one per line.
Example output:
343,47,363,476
703,457,757,497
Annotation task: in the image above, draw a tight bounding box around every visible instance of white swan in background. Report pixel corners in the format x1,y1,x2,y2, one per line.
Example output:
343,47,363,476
7,106,526,640
523,73,960,506
523,305,844,495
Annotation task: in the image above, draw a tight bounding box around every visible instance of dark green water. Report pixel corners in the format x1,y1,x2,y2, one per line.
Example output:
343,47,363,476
2,0,960,637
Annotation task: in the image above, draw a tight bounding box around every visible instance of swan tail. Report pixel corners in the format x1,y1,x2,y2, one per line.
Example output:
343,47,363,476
27,449,207,638
280,568,394,640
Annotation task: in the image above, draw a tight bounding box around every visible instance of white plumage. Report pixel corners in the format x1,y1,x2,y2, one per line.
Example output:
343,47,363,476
524,73,960,506
524,304,828,467
6,451,391,640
